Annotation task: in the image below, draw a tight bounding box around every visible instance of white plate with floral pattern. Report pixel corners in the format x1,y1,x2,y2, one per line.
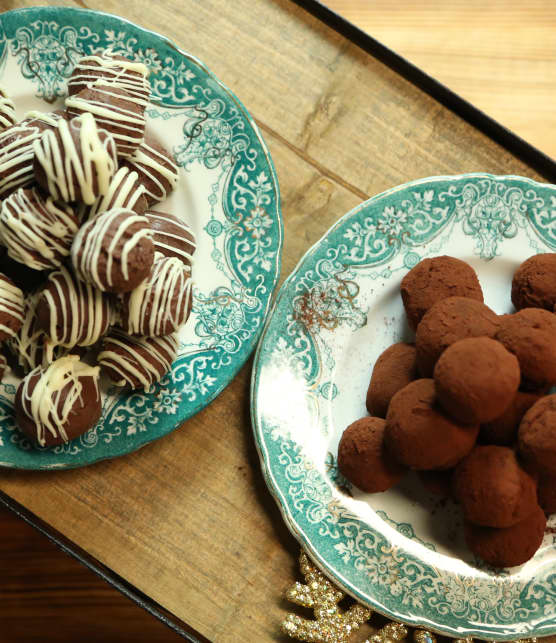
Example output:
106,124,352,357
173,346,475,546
0,7,282,469
252,174,556,640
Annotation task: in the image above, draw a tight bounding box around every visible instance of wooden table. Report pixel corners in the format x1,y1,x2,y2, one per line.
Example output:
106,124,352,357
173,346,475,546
0,1,553,641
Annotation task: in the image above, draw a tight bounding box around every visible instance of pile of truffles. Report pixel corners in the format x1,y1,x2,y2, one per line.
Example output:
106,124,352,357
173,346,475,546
338,254,556,568
0,51,196,448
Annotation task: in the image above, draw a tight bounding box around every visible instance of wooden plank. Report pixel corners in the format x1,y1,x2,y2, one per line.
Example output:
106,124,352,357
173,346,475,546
0,0,550,640
326,0,556,160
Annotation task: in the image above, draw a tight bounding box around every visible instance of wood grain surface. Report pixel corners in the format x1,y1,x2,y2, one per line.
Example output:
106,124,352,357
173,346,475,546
0,0,552,641
326,0,556,159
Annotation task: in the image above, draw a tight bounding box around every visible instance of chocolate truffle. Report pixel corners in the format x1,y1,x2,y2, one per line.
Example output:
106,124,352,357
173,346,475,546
384,379,478,470
464,504,546,568
123,136,179,204
416,297,500,377
496,308,556,389
22,109,69,132
338,416,406,493
35,266,113,347
519,394,556,475
145,210,196,272
81,166,148,222
480,391,541,446
434,337,520,425
15,355,101,447
6,295,74,375
119,255,193,336
0,353,7,382
0,187,78,271
98,329,178,390
538,475,556,514
71,207,154,293
0,87,16,131
366,343,418,418
400,256,483,330
66,83,146,158
453,446,538,527
67,52,150,104
0,274,24,342
512,254,556,311
34,113,117,205
0,122,43,197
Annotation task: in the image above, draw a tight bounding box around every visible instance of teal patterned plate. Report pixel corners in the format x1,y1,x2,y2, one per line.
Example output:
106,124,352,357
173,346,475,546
252,174,556,640
0,7,282,468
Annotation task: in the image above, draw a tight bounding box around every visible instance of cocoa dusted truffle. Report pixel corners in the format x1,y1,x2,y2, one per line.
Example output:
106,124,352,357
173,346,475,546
400,256,483,330
512,254,556,311
464,504,546,568
538,475,556,514
384,379,478,470
123,136,179,205
434,337,520,425
416,297,499,377
34,113,118,205
338,417,406,492
453,446,538,527
519,394,556,475
496,308,556,389
80,166,148,222
66,84,146,158
67,52,150,104
98,329,178,390
0,86,16,131
119,255,193,337
366,343,418,418
418,469,454,498
0,274,24,342
35,266,113,347
14,355,101,447
71,207,154,293
0,187,78,271
145,210,196,272
480,391,541,446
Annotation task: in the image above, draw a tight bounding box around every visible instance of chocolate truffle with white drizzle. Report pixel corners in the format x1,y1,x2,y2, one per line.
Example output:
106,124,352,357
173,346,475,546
80,166,148,222
0,273,24,342
66,83,146,158
0,86,16,132
119,254,193,336
0,122,44,197
145,210,196,273
67,51,150,103
15,355,101,447
0,187,79,270
33,112,117,205
99,329,178,390
71,207,154,293
124,135,179,204
35,266,113,347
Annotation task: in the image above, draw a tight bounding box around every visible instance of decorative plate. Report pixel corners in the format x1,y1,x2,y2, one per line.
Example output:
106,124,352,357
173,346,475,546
252,174,556,640
0,7,282,469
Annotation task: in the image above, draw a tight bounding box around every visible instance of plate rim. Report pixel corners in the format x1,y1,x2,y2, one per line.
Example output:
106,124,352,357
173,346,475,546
251,172,556,640
0,5,283,469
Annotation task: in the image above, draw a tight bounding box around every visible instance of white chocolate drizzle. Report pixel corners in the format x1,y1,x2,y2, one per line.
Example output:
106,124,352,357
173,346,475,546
125,138,179,203
23,110,67,129
0,273,24,339
0,123,43,197
19,355,99,447
0,86,17,131
33,112,117,205
0,187,78,270
68,52,150,103
71,207,153,291
98,328,177,390
65,81,146,158
145,210,196,271
123,255,193,336
38,266,112,347
85,166,147,221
